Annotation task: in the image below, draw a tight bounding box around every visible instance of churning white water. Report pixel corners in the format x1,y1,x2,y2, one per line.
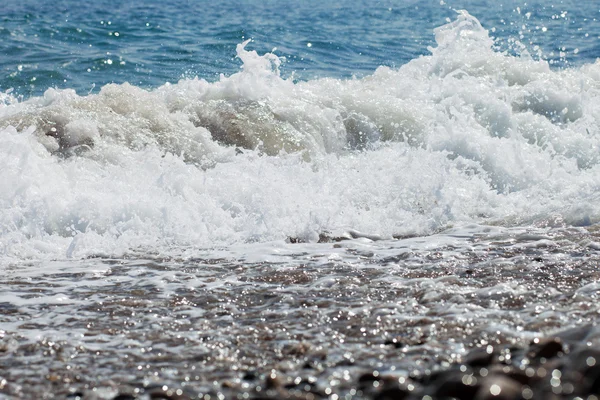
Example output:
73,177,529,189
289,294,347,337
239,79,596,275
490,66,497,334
2,12,600,264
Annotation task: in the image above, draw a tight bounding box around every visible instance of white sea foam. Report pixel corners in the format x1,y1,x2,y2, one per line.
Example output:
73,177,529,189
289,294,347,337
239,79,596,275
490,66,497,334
2,11,600,263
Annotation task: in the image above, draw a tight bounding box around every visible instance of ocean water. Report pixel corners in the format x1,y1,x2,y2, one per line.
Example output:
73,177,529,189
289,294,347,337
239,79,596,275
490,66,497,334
2,0,600,398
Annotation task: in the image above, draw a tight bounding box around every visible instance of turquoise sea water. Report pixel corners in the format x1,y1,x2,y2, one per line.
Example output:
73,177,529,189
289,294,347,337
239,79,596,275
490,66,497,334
1,0,598,98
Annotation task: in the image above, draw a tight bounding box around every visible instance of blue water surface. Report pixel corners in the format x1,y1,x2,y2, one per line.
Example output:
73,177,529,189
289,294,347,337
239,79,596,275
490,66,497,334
1,0,598,98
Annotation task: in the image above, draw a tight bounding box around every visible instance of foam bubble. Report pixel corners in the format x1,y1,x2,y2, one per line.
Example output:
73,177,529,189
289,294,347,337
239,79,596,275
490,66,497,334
2,11,600,262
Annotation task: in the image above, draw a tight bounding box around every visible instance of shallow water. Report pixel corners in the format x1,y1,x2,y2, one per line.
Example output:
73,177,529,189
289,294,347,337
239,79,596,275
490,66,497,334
2,225,600,398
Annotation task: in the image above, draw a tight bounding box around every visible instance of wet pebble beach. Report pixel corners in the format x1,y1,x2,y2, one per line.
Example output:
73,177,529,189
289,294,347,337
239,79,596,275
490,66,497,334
3,1,600,399
2,225,600,399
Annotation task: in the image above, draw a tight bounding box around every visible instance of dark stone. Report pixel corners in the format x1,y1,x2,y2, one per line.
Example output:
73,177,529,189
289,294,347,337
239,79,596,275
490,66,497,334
408,369,426,383
432,371,480,400
465,347,497,368
302,361,315,369
336,358,355,366
491,366,532,386
580,360,600,394
358,372,382,386
587,367,600,393
383,338,404,349
148,388,190,400
373,386,410,400
528,337,564,360
505,346,526,365
113,395,137,400
358,371,392,398
566,347,600,370
243,371,258,381
149,393,176,400
265,373,283,390
420,368,453,386
561,345,600,396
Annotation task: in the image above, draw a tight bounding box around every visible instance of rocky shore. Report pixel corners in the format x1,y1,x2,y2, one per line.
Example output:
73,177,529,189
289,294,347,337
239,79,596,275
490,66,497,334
3,230,600,400
40,324,598,400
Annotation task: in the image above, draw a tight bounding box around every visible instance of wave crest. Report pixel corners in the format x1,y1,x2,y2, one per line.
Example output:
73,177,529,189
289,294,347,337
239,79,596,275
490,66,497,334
3,11,600,261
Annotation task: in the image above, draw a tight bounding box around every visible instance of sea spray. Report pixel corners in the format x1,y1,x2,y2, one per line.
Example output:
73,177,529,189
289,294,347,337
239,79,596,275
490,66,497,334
2,11,600,263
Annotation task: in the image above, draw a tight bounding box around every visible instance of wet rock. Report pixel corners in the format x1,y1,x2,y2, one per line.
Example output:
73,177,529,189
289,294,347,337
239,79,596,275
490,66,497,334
341,333,600,400
419,366,468,386
243,371,258,381
113,394,137,400
383,338,405,349
465,346,498,368
358,371,382,386
372,385,410,400
358,371,400,398
336,358,355,367
431,370,480,400
148,394,176,400
565,346,600,369
502,346,524,364
487,365,532,386
583,364,600,393
568,349,600,395
264,371,284,390
148,387,191,400
302,361,316,369
527,337,564,361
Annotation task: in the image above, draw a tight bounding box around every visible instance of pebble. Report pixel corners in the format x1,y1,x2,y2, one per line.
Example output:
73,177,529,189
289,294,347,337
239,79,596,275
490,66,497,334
373,386,410,400
527,337,564,360
112,395,136,400
362,326,600,400
464,346,498,368
431,370,480,400
35,328,600,400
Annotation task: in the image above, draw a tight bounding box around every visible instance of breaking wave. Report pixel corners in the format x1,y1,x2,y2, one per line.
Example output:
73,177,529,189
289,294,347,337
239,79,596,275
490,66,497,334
2,11,600,262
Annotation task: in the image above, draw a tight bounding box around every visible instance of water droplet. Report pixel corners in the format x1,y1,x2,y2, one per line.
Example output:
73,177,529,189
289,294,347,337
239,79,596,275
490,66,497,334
490,384,501,395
